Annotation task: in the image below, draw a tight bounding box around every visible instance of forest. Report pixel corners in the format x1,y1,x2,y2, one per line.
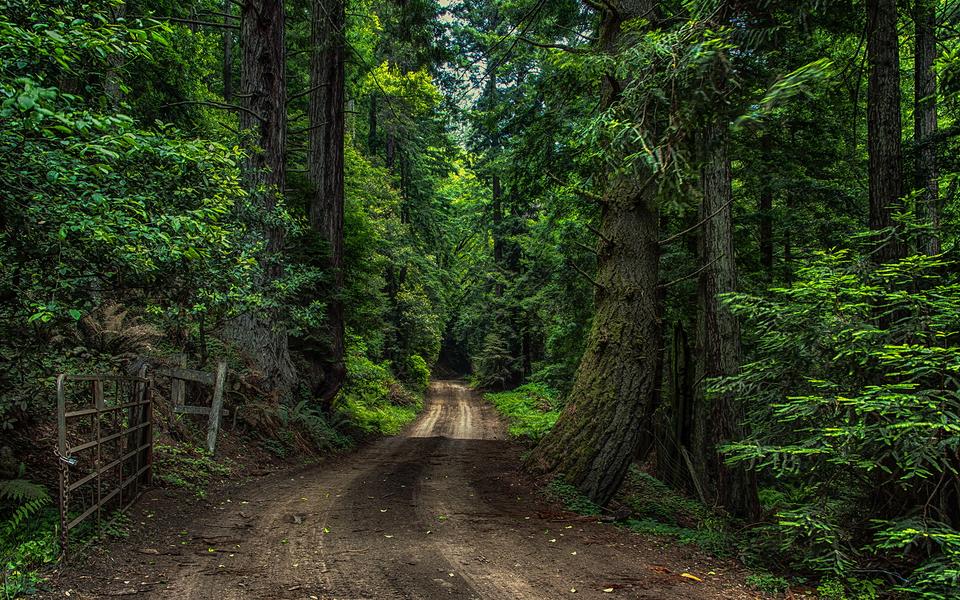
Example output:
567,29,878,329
1,0,960,598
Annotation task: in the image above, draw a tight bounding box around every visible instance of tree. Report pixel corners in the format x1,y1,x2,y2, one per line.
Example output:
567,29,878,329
527,0,664,506
867,0,905,261
231,0,296,394
694,122,759,519
307,0,347,408
914,0,939,254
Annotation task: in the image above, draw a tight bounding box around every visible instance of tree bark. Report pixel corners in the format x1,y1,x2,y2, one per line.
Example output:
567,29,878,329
758,134,774,280
307,0,347,408
694,124,759,519
230,0,295,396
914,0,939,254
223,0,234,102
526,0,663,507
867,0,905,261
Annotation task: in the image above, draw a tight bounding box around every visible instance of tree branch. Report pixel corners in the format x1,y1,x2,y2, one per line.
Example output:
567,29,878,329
568,259,605,291
162,100,263,122
520,37,589,54
150,16,239,29
659,256,722,289
659,196,735,246
286,83,332,104
547,171,603,201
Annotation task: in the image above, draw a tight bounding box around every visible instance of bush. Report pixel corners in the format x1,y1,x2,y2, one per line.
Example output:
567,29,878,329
1,467,57,599
485,383,560,440
154,444,233,499
336,351,421,436
402,354,430,395
719,250,960,595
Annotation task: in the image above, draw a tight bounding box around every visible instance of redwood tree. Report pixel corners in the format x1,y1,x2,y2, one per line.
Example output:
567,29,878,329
867,0,905,261
914,0,940,254
307,0,347,407
231,0,295,395
526,0,663,506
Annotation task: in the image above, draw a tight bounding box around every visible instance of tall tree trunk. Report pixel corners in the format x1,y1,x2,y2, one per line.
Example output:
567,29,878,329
758,134,774,280
307,0,347,408
867,0,905,261
526,0,663,506
223,0,233,102
914,0,939,254
231,0,295,396
694,124,759,519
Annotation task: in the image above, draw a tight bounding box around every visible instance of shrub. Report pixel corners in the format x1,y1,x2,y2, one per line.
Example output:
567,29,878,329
719,250,960,595
402,354,430,395
485,383,560,440
336,351,421,436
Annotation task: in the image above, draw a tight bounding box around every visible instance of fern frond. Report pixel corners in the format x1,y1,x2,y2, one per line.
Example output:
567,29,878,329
0,479,49,504
2,496,50,537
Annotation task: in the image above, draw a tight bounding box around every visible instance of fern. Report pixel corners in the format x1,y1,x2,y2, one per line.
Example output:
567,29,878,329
0,479,48,504
2,496,49,538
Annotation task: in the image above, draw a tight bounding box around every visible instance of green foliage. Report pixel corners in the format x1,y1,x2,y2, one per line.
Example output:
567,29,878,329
546,480,602,517
401,354,431,395
485,384,560,440
719,249,960,595
336,348,421,436
745,572,791,595
616,469,735,558
816,577,883,600
154,444,233,499
278,400,352,452
1,467,56,600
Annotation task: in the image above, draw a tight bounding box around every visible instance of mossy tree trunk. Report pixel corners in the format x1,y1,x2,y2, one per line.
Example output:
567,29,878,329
526,0,663,507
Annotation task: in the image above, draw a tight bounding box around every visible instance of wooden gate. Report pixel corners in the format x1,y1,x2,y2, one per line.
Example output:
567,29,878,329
56,368,153,555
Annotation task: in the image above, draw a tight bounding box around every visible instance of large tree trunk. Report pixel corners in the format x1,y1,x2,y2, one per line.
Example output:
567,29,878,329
223,0,233,102
694,124,760,519
867,0,905,261
914,0,939,254
307,0,347,408
231,0,295,396
526,0,662,507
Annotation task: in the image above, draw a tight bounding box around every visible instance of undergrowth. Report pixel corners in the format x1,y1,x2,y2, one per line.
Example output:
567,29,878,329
154,444,233,498
484,383,560,440
336,352,423,436
1,466,56,599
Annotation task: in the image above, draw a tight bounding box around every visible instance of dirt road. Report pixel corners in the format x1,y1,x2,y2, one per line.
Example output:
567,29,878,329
48,381,755,599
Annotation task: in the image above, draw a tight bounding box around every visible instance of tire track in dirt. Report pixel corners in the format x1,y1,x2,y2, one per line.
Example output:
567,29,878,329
44,381,757,599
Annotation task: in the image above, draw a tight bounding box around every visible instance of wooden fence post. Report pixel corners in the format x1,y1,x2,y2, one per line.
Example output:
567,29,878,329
206,359,227,454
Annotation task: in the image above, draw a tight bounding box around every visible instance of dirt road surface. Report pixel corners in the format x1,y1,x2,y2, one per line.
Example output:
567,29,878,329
45,381,756,599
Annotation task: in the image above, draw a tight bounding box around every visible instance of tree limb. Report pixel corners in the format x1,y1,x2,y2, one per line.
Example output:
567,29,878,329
659,256,722,289
286,83,332,104
568,259,605,291
162,100,263,122
520,37,589,54
659,196,735,246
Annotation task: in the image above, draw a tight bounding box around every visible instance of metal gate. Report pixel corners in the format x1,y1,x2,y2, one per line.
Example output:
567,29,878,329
56,368,153,555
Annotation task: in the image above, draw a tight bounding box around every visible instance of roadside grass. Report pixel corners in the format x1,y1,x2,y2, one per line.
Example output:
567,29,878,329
484,383,560,440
